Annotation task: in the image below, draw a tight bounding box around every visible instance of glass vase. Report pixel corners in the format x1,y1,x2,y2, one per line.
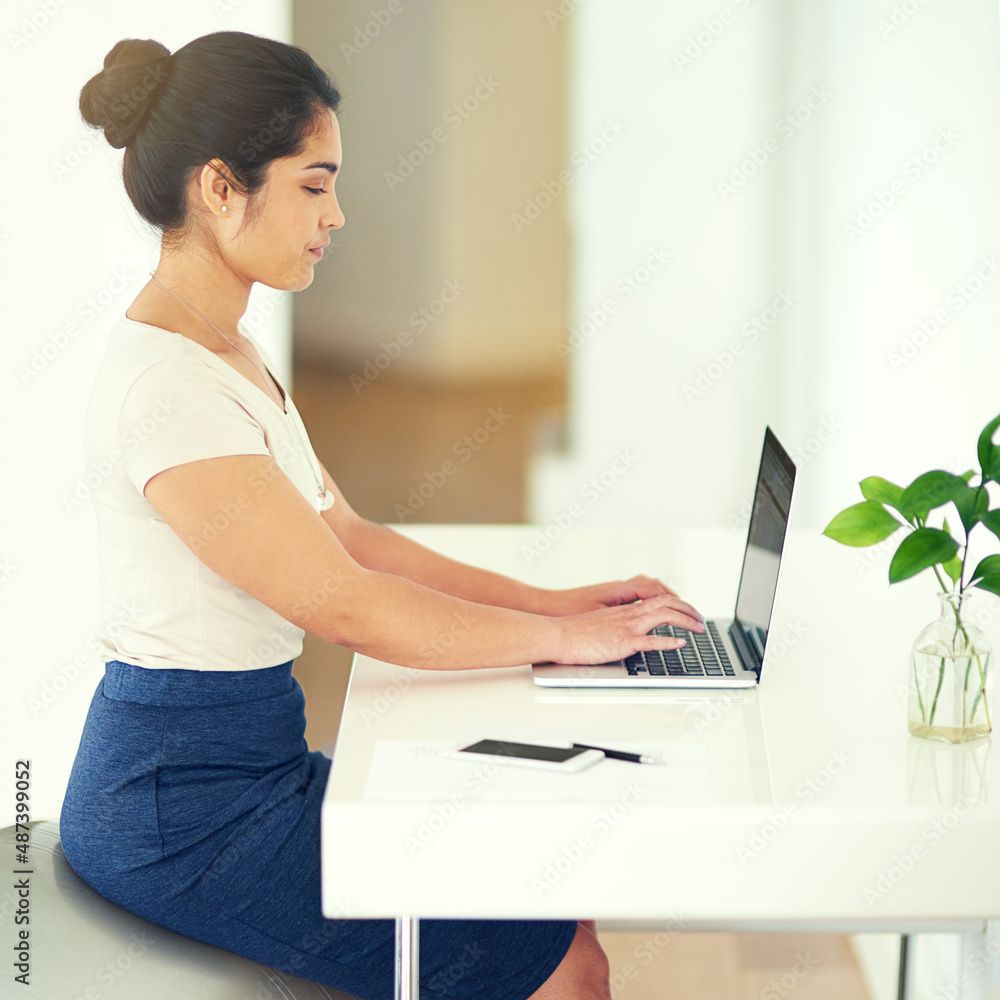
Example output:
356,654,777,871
909,592,993,744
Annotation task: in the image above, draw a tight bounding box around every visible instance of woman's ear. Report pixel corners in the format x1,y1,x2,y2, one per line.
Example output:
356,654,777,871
196,158,236,218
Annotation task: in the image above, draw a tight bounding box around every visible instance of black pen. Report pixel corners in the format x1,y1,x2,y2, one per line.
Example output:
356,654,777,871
572,743,662,765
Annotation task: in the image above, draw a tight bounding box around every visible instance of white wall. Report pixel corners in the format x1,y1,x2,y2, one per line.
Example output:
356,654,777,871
531,0,1000,540
1,0,292,826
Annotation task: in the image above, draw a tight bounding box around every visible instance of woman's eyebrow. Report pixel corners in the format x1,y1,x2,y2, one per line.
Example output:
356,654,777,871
301,161,339,174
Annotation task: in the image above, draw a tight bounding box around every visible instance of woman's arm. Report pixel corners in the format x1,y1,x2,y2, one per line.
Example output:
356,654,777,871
143,455,704,671
316,461,682,616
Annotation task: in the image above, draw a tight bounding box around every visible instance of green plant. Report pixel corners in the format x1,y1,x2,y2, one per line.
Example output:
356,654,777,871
823,412,1000,735
822,413,1000,596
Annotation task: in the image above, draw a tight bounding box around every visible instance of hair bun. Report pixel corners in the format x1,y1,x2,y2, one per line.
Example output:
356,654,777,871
80,38,173,149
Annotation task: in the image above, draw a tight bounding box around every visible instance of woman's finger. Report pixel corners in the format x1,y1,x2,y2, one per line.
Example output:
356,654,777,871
635,592,704,624
631,596,704,633
623,574,678,601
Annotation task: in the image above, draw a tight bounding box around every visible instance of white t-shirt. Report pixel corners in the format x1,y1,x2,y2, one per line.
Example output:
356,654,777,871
85,312,328,671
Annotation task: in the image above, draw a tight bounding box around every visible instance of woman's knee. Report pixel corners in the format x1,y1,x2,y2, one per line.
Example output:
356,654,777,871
527,922,610,1000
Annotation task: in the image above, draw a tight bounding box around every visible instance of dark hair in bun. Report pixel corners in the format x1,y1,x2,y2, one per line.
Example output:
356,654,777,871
79,31,342,240
79,38,173,150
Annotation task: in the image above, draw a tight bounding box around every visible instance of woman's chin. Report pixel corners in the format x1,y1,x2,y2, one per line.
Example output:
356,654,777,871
256,269,314,293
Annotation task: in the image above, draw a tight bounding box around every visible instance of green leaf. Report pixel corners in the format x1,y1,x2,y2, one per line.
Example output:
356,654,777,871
970,554,1000,585
860,476,905,512
977,413,1000,482
960,469,976,484
940,521,961,582
971,555,1000,598
942,554,963,584
888,527,959,583
823,500,902,547
975,577,1000,599
899,471,971,519
979,509,1000,544
953,484,990,535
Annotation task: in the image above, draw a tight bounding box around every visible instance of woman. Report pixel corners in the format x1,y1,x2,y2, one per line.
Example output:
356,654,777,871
61,30,703,1000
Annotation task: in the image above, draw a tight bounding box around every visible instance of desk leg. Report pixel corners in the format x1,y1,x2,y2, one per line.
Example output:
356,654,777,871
395,915,420,1000
897,934,915,1000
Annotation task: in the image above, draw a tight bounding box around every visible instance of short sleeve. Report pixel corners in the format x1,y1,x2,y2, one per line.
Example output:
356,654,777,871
119,354,271,496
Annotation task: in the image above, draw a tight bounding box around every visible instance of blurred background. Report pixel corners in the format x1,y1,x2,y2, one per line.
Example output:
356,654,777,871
4,1,1000,997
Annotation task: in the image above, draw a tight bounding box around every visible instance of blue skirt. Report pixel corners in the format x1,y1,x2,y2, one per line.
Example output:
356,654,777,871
60,660,577,999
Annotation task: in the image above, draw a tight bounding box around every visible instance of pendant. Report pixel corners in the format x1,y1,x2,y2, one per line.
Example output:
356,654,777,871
317,488,335,511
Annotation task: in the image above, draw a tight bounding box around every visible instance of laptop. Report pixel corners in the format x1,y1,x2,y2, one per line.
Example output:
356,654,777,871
531,427,796,688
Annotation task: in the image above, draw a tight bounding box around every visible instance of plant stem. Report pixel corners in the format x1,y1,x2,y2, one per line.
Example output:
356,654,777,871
957,479,986,594
953,604,991,730
963,654,972,727
929,655,946,726
913,658,928,723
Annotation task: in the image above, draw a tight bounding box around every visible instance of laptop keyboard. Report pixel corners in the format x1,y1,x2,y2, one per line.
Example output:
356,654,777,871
622,620,735,678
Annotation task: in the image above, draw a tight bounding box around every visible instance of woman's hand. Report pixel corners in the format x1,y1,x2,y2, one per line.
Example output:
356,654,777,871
549,592,706,666
535,575,682,616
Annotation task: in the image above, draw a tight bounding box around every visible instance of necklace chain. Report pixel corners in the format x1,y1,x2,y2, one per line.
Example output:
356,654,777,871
148,272,285,410
146,271,334,511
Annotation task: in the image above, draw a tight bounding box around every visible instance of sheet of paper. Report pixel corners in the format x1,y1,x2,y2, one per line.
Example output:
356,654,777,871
361,740,714,802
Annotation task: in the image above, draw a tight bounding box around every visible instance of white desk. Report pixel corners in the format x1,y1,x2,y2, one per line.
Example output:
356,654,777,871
320,525,1000,997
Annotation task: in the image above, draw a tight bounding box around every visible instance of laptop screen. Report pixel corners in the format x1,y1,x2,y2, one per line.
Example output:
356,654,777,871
732,427,796,670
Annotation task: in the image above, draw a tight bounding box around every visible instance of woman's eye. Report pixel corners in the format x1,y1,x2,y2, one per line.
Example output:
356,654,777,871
305,186,326,195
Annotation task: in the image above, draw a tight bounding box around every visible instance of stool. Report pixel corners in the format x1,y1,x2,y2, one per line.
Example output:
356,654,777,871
0,820,358,998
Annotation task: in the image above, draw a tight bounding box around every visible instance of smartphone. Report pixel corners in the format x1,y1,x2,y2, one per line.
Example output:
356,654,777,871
442,739,604,772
